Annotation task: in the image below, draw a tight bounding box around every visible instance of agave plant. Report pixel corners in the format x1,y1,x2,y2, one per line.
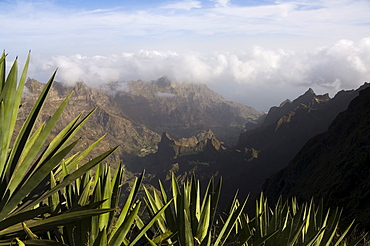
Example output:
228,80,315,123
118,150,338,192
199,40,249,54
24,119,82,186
229,194,367,246
50,163,171,246
0,52,118,244
144,173,367,246
143,173,248,245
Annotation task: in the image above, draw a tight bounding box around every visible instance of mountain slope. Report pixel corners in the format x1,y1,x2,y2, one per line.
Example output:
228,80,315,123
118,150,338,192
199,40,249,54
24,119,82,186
22,77,262,165
263,85,370,229
102,76,263,145
127,83,370,203
231,84,370,195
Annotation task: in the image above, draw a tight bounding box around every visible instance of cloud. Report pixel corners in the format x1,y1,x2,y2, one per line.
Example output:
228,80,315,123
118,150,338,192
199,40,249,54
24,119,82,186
210,0,230,8
26,38,370,111
3,1,369,110
161,0,202,10
1,0,369,55
156,92,177,97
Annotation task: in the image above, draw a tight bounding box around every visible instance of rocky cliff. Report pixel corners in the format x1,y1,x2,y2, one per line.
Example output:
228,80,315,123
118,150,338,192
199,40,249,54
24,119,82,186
101,76,263,145
233,84,370,193
126,83,370,203
263,84,370,230
129,130,226,179
22,77,262,167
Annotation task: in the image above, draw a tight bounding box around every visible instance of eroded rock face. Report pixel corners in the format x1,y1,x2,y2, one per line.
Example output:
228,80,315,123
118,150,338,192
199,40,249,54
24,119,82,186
156,130,226,162
228,83,370,199
100,77,263,146
22,77,262,168
263,85,370,230
21,79,160,164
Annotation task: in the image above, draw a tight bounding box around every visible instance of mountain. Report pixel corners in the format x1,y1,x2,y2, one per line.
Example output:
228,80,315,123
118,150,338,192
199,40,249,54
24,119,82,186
230,83,370,196
22,77,263,166
129,130,227,182
263,85,370,230
100,76,263,145
125,83,370,204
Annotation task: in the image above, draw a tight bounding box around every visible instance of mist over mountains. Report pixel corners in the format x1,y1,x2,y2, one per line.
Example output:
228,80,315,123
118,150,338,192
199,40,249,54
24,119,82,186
28,38,370,111
23,77,262,161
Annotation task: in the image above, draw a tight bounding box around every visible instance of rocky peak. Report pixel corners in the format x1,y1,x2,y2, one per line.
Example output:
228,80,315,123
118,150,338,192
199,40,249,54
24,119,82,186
263,88,330,125
24,78,44,96
263,85,370,230
156,130,225,162
303,88,315,96
155,76,172,88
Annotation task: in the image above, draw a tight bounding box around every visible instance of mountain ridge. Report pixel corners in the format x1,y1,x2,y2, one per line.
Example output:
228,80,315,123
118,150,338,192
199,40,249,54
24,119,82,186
263,84,370,230
22,77,263,164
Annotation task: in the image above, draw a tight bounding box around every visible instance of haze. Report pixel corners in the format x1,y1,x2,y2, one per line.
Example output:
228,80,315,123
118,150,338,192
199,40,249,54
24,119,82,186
1,0,370,111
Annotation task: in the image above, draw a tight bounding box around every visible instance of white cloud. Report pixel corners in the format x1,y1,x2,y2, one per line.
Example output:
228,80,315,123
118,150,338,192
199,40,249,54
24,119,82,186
156,92,177,97
26,38,370,111
1,0,369,55
211,0,230,8
161,0,202,10
3,0,369,110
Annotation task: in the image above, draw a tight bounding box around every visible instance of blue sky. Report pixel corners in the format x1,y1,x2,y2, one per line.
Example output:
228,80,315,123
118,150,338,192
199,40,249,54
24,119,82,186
1,0,370,110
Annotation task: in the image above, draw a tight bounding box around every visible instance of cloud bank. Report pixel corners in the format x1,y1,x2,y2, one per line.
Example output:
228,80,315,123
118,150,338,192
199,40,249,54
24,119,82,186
27,38,370,111
1,0,369,55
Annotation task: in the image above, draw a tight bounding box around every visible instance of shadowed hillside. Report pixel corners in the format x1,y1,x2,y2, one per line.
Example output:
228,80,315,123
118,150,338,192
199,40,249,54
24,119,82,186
263,84,370,230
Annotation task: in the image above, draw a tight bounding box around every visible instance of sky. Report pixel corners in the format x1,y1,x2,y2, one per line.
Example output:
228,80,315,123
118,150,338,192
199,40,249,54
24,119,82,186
1,0,370,111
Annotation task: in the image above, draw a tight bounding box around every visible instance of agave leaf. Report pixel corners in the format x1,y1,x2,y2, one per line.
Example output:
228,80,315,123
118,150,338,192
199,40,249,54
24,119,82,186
144,186,160,214
151,230,174,245
182,209,195,246
301,227,326,246
39,113,82,173
2,57,18,148
110,170,144,238
19,146,118,213
0,206,50,231
77,178,94,206
332,220,355,246
0,51,7,91
6,52,30,176
199,232,211,246
0,208,114,236
214,196,248,246
90,177,102,243
160,182,176,231
19,239,68,246
54,108,97,155
195,194,211,242
128,199,173,246
0,57,19,179
286,220,305,246
99,166,112,230
210,177,222,226
64,134,106,177
92,228,108,246
108,201,141,246
0,140,79,220
158,179,168,203
4,70,57,185
171,173,180,216
253,230,279,246
8,90,74,195
109,162,123,215
22,222,38,239
15,238,26,246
